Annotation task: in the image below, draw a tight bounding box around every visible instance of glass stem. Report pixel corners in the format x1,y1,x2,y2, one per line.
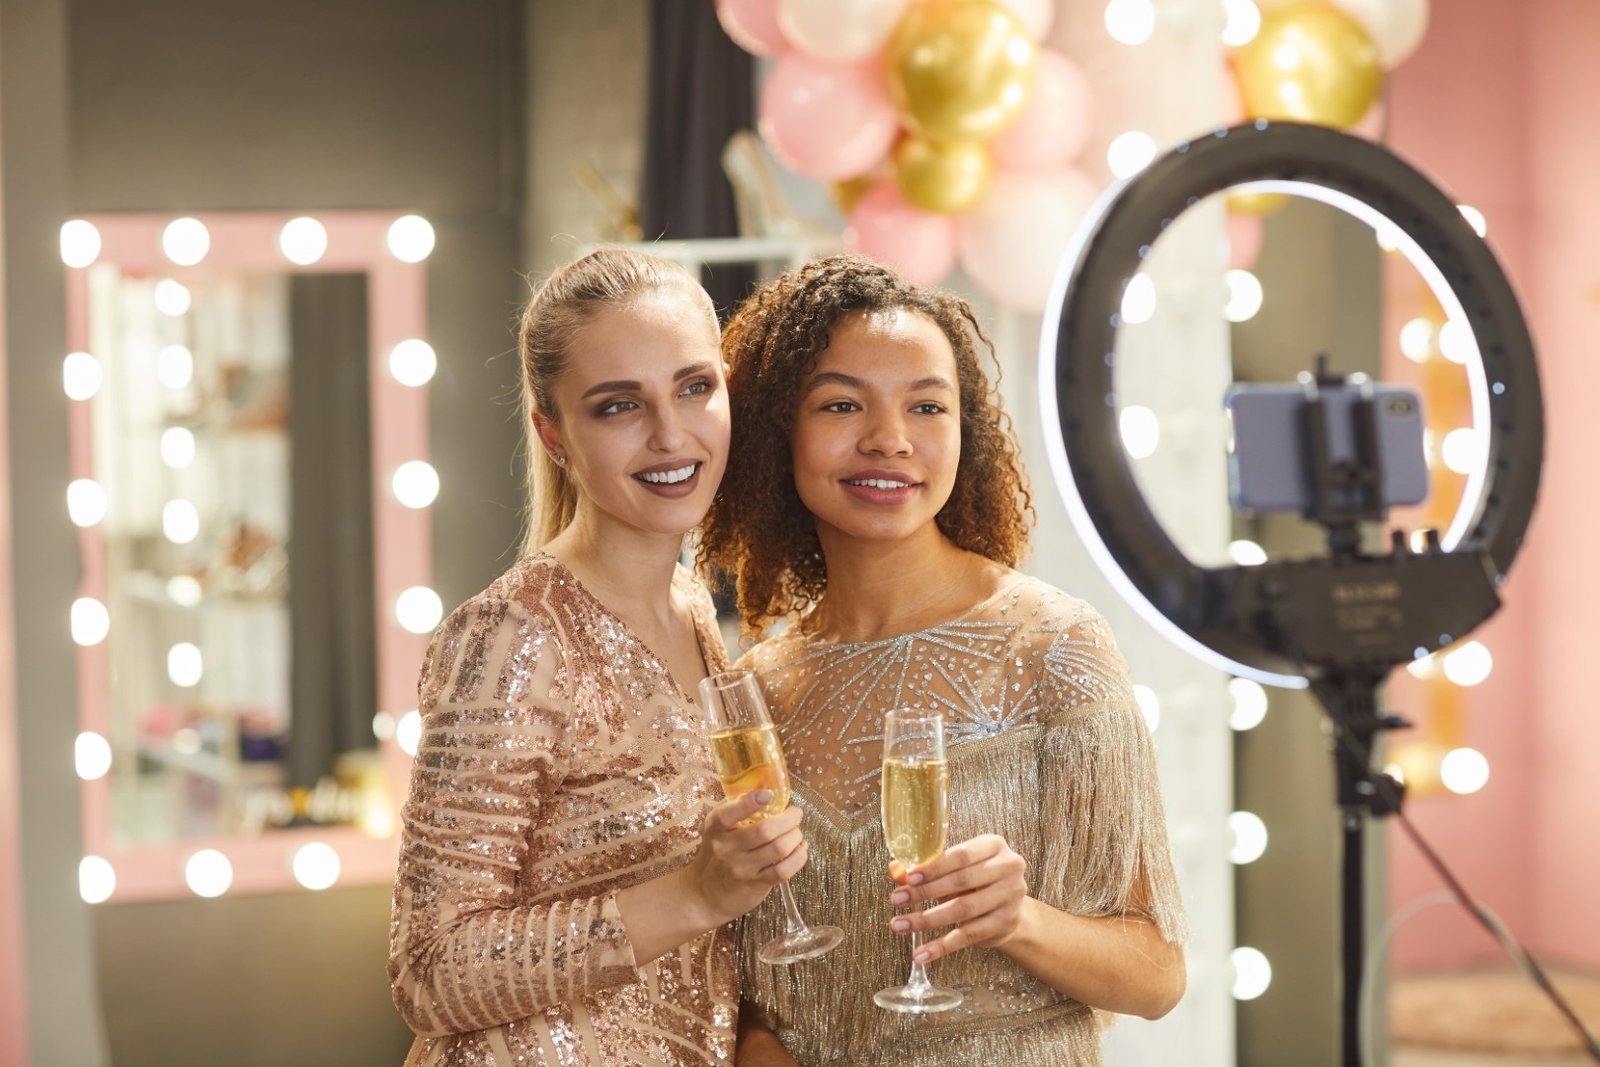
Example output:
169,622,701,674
778,880,810,936
904,902,933,994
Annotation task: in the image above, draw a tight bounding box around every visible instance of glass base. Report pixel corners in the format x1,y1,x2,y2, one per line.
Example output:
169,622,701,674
873,982,965,1014
758,924,845,965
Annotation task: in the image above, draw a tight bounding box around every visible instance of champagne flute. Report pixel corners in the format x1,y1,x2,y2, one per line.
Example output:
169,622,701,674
875,708,964,1013
698,669,844,964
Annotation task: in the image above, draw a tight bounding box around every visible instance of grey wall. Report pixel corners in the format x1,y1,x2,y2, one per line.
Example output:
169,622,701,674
64,2,527,1063
2,0,111,1061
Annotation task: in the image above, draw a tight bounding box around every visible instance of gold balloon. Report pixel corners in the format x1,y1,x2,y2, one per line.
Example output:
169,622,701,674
886,0,1037,142
829,173,878,216
892,135,993,215
1229,1,1383,129
1228,190,1289,216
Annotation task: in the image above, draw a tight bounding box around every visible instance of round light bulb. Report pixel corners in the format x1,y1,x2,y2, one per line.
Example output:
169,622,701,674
1107,131,1158,179
153,279,192,317
1224,269,1264,323
1442,640,1493,687
156,344,195,390
1438,320,1475,365
292,842,342,891
162,499,201,544
1221,0,1261,47
162,217,210,266
71,597,110,647
1231,946,1273,1000
392,460,440,509
167,642,204,688
185,849,233,898
279,216,329,266
387,215,436,263
67,479,109,527
1228,539,1268,566
1228,810,1269,864
1441,428,1484,476
1441,747,1490,795
61,220,102,268
1229,677,1268,731
1405,652,1438,680
79,856,116,904
1132,685,1161,733
1104,0,1155,45
63,352,104,401
396,709,423,757
1119,405,1160,459
371,711,396,741
160,426,197,469
396,587,444,635
1120,272,1157,325
388,339,438,387
75,731,113,781
1399,317,1435,362
166,575,203,607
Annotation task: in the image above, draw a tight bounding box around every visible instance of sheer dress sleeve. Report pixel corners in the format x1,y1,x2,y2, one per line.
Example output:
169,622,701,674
1034,610,1187,943
388,596,641,1038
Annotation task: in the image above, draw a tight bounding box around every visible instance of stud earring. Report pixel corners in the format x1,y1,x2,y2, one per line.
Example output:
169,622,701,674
554,454,567,467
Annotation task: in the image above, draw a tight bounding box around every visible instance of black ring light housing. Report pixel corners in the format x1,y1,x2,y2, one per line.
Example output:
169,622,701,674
1040,120,1543,688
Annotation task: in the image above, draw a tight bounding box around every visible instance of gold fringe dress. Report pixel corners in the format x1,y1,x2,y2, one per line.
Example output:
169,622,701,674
735,575,1187,1066
389,554,738,1066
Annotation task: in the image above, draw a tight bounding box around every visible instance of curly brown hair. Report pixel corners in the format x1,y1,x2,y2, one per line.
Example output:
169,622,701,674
699,254,1033,634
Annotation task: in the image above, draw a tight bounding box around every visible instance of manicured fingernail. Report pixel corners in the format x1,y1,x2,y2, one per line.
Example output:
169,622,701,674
753,789,773,805
892,918,911,932
891,890,910,905
908,872,925,885
913,949,931,963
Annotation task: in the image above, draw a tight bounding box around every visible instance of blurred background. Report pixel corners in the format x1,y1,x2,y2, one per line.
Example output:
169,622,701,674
1,0,1596,1064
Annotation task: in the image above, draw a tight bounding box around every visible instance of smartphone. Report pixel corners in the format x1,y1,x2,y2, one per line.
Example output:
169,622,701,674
1226,381,1429,515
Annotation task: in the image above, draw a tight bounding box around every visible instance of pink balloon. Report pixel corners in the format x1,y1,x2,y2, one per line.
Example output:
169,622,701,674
989,50,1092,172
758,55,900,181
996,0,1055,40
778,0,911,63
1350,96,1388,140
846,182,958,286
960,168,1100,313
1226,212,1264,271
717,0,789,57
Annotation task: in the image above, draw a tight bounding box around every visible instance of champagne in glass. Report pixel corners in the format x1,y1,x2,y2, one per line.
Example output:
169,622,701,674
875,708,964,1013
699,670,844,964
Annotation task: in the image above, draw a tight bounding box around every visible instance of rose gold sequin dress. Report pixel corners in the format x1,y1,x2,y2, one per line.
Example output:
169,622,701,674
389,554,737,1066
736,575,1187,1066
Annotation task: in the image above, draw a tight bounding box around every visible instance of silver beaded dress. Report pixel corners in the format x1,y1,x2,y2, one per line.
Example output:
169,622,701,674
735,574,1186,1066
389,554,737,1066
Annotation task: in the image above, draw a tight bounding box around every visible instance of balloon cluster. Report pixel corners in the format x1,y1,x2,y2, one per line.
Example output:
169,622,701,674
1224,0,1429,263
717,0,1097,311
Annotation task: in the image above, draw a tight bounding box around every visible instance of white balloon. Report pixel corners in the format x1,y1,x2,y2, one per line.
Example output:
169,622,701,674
996,0,1054,40
1331,0,1429,69
777,0,911,63
959,168,1099,314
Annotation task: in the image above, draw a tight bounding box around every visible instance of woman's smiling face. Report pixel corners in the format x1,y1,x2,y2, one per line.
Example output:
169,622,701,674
789,308,961,547
536,289,729,538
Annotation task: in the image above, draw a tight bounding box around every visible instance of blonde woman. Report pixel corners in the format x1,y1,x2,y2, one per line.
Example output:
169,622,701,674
389,250,808,1066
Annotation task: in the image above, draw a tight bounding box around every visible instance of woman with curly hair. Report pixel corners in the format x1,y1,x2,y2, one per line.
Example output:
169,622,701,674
700,255,1187,1066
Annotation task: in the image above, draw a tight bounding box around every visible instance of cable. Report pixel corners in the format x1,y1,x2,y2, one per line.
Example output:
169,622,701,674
1324,715,1600,1064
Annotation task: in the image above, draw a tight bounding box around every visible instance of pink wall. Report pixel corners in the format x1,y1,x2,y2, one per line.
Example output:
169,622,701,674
1385,0,1600,971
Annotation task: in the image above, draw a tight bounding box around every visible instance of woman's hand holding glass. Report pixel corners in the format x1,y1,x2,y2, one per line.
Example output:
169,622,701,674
699,670,844,964
681,789,809,928
888,833,1030,965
